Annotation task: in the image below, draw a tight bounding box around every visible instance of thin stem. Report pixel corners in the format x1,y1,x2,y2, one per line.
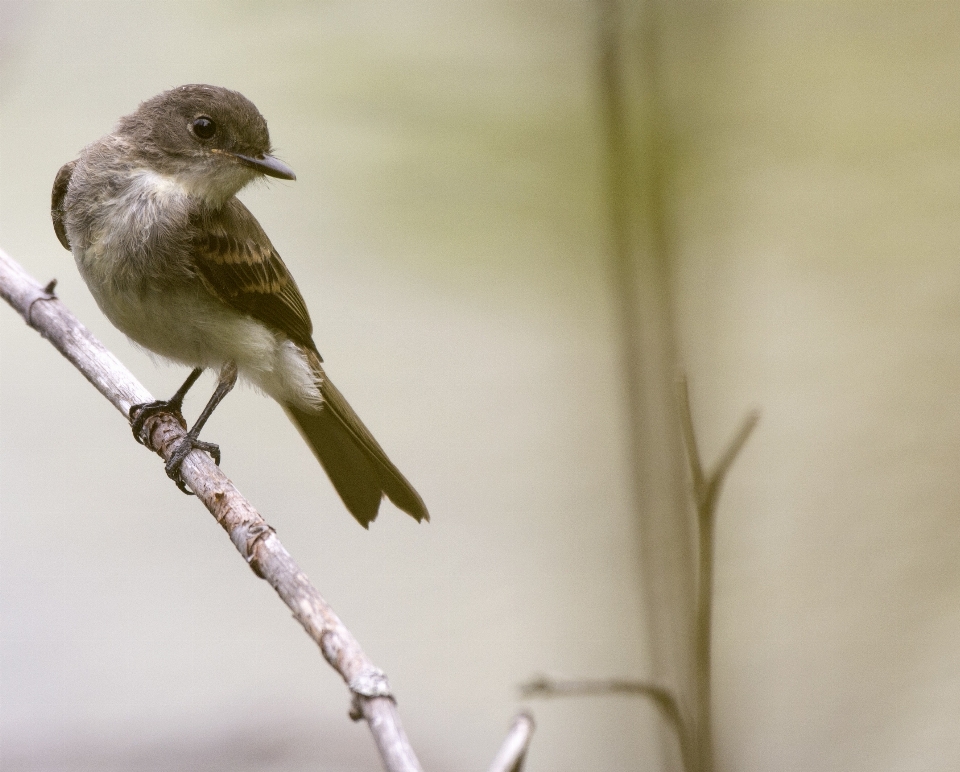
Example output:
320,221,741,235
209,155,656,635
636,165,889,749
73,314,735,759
677,378,707,507
694,490,715,772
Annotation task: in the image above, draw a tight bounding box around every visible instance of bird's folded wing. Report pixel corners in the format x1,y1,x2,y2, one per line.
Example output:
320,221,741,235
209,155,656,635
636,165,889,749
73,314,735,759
189,197,319,356
51,160,78,251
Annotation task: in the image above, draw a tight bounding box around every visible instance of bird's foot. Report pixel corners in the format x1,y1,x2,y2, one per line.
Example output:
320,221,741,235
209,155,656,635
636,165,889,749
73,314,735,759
129,400,187,445
164,435,221,495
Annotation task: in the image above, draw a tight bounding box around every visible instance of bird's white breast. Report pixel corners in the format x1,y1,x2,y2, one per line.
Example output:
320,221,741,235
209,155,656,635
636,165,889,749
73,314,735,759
70,168,321,410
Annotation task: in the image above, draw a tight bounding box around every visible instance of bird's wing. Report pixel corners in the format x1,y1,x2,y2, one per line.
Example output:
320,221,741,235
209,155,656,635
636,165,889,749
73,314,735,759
51,160,77,250
190,197,319,356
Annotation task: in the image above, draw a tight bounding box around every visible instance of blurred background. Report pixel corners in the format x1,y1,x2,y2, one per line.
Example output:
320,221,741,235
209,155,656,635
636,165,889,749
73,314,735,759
2,1,960,770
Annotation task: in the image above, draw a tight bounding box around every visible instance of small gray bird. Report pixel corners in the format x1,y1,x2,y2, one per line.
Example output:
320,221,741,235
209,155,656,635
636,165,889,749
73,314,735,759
51,84,428,527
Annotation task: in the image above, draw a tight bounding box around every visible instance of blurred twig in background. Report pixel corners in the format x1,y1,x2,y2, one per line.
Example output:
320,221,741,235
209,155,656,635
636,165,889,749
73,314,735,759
522,675,692,769
0,247,534,772
526,5,757,766
678,379,760,772
597,0,695,766
521,379,756,772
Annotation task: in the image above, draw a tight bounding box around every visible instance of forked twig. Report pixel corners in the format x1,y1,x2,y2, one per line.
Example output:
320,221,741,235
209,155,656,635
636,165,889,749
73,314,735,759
677,375,758,771
677,378,759,517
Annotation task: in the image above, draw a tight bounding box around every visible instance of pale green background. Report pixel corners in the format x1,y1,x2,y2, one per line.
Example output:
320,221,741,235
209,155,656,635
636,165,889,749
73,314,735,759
2,2,959,771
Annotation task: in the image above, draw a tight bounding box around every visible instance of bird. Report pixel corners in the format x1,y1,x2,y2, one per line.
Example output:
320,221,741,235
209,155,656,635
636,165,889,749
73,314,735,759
51,84,428,528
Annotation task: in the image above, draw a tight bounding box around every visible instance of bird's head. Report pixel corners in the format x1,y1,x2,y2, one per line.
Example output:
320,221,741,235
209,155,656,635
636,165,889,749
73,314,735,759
115,84,296,204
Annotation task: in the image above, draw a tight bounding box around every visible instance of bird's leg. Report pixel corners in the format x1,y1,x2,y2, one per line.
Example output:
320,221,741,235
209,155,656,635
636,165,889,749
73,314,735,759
165,362,239,494
130,367,204,444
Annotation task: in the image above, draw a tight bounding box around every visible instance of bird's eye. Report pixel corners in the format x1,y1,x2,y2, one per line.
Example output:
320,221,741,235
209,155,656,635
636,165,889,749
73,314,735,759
191,116,217,140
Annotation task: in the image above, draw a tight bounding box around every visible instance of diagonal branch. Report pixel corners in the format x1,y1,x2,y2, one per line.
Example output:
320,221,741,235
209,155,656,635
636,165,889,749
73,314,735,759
0,247,424,770
0,246,530,772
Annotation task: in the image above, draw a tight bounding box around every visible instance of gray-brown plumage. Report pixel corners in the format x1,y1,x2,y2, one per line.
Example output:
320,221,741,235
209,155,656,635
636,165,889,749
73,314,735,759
52,84,428,527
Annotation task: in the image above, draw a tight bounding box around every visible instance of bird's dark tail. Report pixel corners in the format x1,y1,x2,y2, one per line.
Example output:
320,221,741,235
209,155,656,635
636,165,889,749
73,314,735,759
284,372,428,528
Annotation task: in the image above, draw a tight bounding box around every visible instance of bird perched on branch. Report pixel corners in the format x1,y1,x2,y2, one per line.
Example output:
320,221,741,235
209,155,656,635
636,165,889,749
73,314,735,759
51,84,428,528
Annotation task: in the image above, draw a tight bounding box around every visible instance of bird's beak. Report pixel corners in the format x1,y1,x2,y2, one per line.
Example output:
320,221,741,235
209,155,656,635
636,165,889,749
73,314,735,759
228,152,297,180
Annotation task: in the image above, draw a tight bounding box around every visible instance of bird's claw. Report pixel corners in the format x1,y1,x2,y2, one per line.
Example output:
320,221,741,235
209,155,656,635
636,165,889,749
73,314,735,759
164,436,221,495
129,400,187,444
